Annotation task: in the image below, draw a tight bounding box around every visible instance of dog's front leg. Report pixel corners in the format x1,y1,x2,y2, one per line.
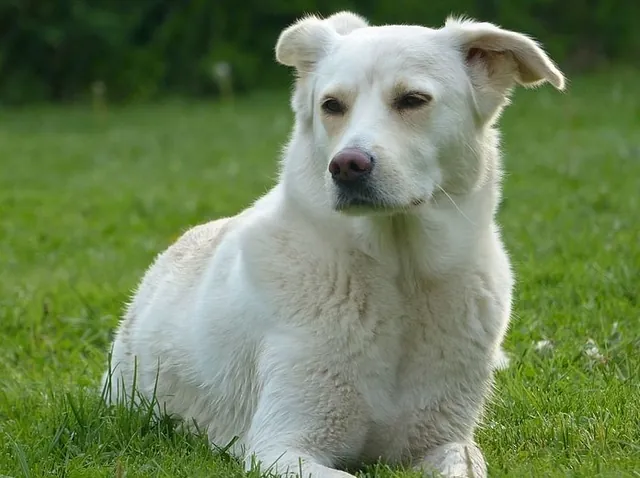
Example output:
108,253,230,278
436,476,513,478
414,442,487,478
243,398,359,478
243,447,356,478
242,343,363,478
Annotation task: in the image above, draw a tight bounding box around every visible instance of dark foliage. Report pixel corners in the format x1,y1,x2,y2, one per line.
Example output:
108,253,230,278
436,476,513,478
1,0,637,104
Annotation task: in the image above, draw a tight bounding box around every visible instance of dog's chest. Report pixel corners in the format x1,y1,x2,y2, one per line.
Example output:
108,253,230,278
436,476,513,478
323,270,489,463
253,240,490,462
348,294,462,450
306,273,480,460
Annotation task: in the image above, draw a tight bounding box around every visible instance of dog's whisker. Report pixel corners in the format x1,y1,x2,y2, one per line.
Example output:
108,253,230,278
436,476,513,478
436,184,476,226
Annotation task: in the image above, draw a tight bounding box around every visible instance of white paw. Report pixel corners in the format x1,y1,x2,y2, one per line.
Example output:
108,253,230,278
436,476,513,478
417,442,487,478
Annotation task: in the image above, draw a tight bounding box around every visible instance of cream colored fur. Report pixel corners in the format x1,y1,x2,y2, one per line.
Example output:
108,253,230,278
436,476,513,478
103,11,564,478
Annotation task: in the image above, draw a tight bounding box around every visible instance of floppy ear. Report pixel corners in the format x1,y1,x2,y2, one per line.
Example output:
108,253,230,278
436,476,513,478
324,11,368,35
275,12,369,75
275,15,339,74
445,17,565,92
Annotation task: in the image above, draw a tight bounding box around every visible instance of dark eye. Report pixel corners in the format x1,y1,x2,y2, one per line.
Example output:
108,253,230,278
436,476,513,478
322,98,346,115
395,93,432,111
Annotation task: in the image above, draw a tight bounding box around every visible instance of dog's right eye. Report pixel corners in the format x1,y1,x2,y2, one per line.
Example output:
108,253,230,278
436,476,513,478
395,92,432,111
321,98,346,115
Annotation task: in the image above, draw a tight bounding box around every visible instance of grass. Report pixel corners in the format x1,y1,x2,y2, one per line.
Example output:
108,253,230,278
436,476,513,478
1,68,639,477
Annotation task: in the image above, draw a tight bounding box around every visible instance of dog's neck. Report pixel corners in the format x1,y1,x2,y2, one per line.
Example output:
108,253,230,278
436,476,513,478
276,176,499,281
351,181,499,279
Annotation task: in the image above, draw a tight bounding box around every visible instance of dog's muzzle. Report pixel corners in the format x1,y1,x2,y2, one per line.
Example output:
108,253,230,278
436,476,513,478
329,148,381,210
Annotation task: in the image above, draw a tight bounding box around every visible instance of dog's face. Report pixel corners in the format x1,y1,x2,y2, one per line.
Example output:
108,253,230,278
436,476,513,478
276,12,564,215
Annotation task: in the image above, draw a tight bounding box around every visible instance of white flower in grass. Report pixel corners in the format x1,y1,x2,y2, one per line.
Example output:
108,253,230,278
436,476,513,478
534,339,554,353
584,338,606,363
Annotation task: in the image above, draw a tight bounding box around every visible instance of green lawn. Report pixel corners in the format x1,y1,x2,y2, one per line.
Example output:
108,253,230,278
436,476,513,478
1,69,639,477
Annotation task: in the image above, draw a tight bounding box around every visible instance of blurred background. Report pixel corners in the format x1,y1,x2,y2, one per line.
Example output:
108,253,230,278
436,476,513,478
2,0,638,105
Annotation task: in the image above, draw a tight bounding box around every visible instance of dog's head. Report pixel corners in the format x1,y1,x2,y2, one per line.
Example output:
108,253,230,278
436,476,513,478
276,12,564,215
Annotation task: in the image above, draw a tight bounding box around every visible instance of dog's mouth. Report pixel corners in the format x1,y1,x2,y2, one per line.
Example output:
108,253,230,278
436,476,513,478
334,189,426,215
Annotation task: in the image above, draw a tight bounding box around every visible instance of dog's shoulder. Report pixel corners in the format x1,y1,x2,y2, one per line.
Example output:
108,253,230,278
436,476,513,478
161,217,238,280
167,219,233,260
128,217,237,308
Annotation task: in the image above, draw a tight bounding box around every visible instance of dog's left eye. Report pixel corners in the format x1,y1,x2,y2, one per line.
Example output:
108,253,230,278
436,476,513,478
322,98,346,115
395,93,432,111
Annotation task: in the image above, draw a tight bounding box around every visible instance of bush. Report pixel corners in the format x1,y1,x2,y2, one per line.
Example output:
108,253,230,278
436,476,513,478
0,0,637,104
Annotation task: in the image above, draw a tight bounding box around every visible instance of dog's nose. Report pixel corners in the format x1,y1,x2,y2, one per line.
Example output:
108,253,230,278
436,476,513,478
329,149,374,182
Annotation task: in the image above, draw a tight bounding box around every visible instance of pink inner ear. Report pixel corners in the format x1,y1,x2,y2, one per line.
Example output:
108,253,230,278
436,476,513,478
466,47,487,63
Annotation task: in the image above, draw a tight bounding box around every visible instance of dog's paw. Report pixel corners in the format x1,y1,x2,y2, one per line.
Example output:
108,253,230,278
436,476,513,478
415,442,487,478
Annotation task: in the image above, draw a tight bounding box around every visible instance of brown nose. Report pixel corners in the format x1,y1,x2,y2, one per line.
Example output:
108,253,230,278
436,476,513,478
328,148,374,182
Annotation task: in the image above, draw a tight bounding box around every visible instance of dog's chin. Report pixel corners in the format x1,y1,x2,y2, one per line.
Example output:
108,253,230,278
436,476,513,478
333,193,426,217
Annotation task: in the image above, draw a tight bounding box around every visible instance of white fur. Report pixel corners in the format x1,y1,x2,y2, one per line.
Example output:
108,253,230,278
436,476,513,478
102,12,564,478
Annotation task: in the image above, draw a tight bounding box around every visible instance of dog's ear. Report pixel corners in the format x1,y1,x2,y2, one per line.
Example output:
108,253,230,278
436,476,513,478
324,11,369,35
275,15,339,74
275,12,368,74
445,17,565,92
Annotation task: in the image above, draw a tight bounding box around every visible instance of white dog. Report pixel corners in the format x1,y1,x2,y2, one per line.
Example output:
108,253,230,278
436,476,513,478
102,11,564,478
